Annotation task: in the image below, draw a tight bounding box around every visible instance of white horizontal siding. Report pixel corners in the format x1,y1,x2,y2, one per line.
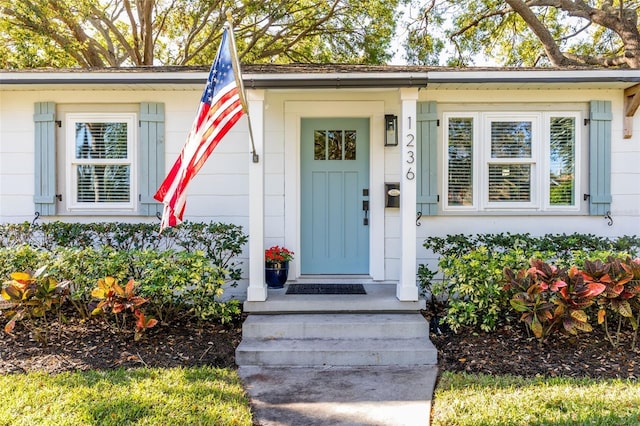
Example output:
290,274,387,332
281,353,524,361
1,171,31,195
414,86,640,283
1,84,639,291
0,196,32,219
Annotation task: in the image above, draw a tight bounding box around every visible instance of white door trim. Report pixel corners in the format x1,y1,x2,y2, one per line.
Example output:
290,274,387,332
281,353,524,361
284,101,385,281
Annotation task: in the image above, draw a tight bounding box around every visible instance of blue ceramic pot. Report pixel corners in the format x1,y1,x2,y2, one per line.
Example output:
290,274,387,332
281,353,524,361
265,261,289,288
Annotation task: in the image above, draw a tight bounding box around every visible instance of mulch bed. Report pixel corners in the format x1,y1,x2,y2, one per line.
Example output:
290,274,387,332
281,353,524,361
431,321,640,380
0,309,638,380
0,312,243,375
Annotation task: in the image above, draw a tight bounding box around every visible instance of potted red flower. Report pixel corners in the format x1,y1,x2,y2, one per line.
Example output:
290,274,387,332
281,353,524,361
265,246,294,288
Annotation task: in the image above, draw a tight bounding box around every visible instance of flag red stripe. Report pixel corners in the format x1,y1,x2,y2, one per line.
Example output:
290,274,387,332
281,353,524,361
155,91,243,226
160,94,242,208
183,90,241,177
154,85,240,204
154,28,245,232
186,99,243,177
166,106,243,220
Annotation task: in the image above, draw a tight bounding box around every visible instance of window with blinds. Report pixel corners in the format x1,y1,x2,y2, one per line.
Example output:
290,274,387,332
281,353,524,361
490,121,532,159
67,114,136,210
549,117,576,206
488,164,531,202
488,120,534,204
442,111,580,212
447,117,474,206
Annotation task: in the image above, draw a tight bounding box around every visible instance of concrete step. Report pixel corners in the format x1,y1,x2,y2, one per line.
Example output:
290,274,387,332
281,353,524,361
241,313,430,339
235,337,437,367
236,312,438,367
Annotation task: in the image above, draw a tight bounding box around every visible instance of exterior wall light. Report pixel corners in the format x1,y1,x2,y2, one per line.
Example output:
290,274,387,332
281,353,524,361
384,114,398,146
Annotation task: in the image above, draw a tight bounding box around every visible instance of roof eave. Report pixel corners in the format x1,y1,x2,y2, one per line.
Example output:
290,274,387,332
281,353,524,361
0,71,430,88
427,69,640,84
241,72,428,89
0,71,209,85
2,68,640,88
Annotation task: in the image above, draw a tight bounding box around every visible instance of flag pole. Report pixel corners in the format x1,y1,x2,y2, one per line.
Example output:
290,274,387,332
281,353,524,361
225,14,259,163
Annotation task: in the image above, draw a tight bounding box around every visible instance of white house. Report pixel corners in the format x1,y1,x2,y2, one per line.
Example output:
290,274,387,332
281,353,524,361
1,65,640,304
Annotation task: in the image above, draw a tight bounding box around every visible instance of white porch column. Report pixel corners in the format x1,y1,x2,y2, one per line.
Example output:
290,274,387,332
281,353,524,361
397,88,420,301
247,90,267,301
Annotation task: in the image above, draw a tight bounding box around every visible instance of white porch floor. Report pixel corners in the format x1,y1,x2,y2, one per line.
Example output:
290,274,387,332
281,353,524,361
243,282,426,313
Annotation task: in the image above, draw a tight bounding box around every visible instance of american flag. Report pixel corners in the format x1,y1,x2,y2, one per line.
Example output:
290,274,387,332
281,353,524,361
154,27,245,232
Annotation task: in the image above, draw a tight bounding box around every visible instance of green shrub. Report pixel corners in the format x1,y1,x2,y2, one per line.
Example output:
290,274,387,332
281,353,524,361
1,247,240,323
1,221,247,287
131,249,189,322
0,222,33,247
47,247,126,319
171,222,247,283
0,245,50,279
1,220,246,255
430,246,549,332
133,249,237,323
0,221,247,335
421,233,639,333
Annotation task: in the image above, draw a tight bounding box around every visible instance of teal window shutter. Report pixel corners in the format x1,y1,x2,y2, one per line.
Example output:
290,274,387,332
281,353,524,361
34,102,57,216
588,100,612,216
417,101,438,215
139,102,165,216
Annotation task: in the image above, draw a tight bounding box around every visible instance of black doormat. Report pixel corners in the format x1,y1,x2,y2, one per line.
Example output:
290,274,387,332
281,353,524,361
285,283,366,295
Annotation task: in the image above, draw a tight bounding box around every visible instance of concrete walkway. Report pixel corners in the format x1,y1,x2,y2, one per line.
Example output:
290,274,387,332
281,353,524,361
238,365,438,426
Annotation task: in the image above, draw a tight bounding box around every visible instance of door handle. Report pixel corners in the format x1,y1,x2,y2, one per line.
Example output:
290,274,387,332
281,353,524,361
362,200,369,225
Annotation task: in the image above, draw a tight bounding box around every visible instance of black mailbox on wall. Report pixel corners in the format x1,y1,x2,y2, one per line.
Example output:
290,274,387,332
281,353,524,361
385,183,400,208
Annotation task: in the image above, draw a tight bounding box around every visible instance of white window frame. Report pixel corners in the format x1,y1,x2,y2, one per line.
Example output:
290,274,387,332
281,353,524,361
483,113,540,210
442,112,479,211
65,113,137,212
442,109,583,213
543,112,582,212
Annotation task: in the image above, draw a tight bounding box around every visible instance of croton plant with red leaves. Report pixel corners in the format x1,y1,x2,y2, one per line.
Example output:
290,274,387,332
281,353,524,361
504,257,640,344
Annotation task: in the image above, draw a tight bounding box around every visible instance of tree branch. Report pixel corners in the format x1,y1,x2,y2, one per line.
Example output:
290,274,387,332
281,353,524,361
87,3,139,66
256,1,343,60
450,6,511,38
505,0,578,66
556,21,591,42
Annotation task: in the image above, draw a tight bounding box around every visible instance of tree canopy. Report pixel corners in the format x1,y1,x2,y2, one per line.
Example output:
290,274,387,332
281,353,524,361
404,0,640,68
0,0,399,68
4,0,640,69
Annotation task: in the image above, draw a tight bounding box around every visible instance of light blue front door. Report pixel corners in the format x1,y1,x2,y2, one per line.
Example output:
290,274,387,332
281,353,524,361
301,118,370,274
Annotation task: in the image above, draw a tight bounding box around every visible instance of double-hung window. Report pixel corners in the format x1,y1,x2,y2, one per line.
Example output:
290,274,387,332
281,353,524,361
66,113,136,211
34,102,165,217
443,110,583,212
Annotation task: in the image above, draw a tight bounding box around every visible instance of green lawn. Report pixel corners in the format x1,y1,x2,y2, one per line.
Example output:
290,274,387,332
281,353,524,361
432,372,640,426
3,366,639,425
0,366,252,426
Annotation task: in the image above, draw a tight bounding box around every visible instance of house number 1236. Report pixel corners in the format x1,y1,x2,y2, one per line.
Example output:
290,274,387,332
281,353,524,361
405,133,415,180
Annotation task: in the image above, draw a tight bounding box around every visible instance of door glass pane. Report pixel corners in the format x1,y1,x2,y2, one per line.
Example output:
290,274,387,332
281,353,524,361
75,122,128,159
328,130,342,160
491,121,532,158
488,164,531,202
448,118,473,206
76,165,130,203
549,117,575,206
314,130,326,160
345,130,356,160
